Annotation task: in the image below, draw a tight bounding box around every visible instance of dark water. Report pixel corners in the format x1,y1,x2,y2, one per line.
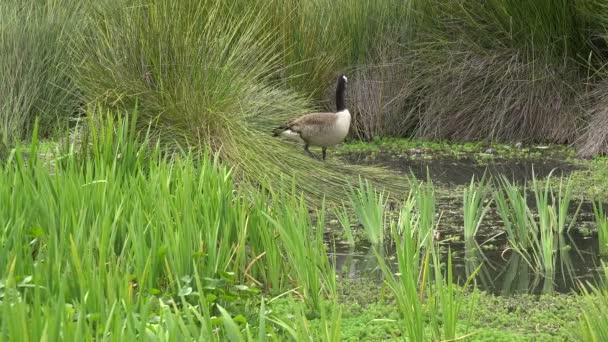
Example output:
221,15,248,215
328,151,605,295
327,227,604,296
342,152,582,186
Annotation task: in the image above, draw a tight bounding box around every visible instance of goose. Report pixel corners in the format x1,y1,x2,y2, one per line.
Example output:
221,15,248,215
272,74,350,160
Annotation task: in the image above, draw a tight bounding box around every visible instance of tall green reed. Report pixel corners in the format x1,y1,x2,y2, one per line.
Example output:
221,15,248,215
377,188,479,341
265,191,337,314
0,107,340,340
593,197,608,256
348,179,387,246
376,190,426,341
494,176,536,252
414,176,436,250
578,264,608,342
429,248,479,341
463,175,492,242
494,172,580,294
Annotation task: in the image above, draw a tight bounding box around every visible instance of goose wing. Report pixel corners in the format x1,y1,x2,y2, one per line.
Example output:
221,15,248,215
273,112,334,136
286,113,335,131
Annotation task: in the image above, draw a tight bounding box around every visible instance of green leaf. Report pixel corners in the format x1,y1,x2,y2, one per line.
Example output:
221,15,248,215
178,287,192,297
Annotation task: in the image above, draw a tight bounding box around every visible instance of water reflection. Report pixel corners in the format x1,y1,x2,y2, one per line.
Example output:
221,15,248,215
328,229,606,295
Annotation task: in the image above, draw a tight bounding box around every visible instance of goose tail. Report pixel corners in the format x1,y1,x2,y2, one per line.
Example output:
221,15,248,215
272,125,289,137
273,125,302,141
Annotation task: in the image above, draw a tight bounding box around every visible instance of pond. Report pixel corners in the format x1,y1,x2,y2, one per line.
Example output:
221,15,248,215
326,150,606,295
341,150,582,186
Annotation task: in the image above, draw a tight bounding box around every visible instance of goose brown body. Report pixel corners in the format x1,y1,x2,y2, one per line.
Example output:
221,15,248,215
273,75,350,160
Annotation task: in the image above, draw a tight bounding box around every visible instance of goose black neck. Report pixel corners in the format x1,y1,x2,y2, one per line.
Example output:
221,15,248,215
335,80,346,112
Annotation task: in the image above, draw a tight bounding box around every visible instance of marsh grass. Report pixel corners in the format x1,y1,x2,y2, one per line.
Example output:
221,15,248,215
592,197,608,256
429,249,480,341
348,179,387,246
530,173,580,293
494,176,536,252
376,191,426,341
376,188,479,341
463,175,492,242
413,176,436,249
335,204,356,247
71,0,408,204
0,0,82,150
265,194,337,313
0,110,345,340
493,172,580,294
579,265,608,341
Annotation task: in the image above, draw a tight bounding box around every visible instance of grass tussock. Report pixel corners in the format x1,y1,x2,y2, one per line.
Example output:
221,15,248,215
71,0,407,202
6,0,608,157
0,0,83,153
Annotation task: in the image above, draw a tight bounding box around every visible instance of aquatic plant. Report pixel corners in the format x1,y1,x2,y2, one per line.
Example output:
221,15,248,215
493,172,580,294
347,179,387,246
335,203,355,247
0,109,343,340
377,188,480,341
494,176,536,252
376,191,426,341
578,265,608,342
265,195,337,313
429,248,480,341
529,172,580,294
463,175,492,242
592,198,608,256
413,175,436,249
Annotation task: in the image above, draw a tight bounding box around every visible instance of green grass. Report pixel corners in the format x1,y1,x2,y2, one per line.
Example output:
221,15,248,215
0,0,82,152
6,0,608,154
8,0,608,339
593,198,608,256
0,112,345,340
67,0,409,204
463,175,492,242
347,179,387,246
3,113,606,340
376,191,427,341
578,265,608,341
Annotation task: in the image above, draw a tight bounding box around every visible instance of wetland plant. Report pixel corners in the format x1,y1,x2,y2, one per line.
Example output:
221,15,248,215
529,173,580,294
429,248,479,341
335,203,356,247
592,197,608,256
377,190,479,341
494,176,536,251
463,175,492,242
0,112,344,340
265,195,337,313
376,192,426,341
493,173,580,294
578,265,608,342
413,176,436,249
348,178,387,246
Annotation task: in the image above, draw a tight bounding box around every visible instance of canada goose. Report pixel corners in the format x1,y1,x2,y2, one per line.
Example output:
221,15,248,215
273,74,350,160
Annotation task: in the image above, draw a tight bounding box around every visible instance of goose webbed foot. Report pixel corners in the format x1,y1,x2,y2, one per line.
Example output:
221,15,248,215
304,144,321,160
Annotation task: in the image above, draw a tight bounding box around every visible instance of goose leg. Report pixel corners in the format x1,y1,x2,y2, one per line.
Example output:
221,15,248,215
304,144,320,160
322,147,327,160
